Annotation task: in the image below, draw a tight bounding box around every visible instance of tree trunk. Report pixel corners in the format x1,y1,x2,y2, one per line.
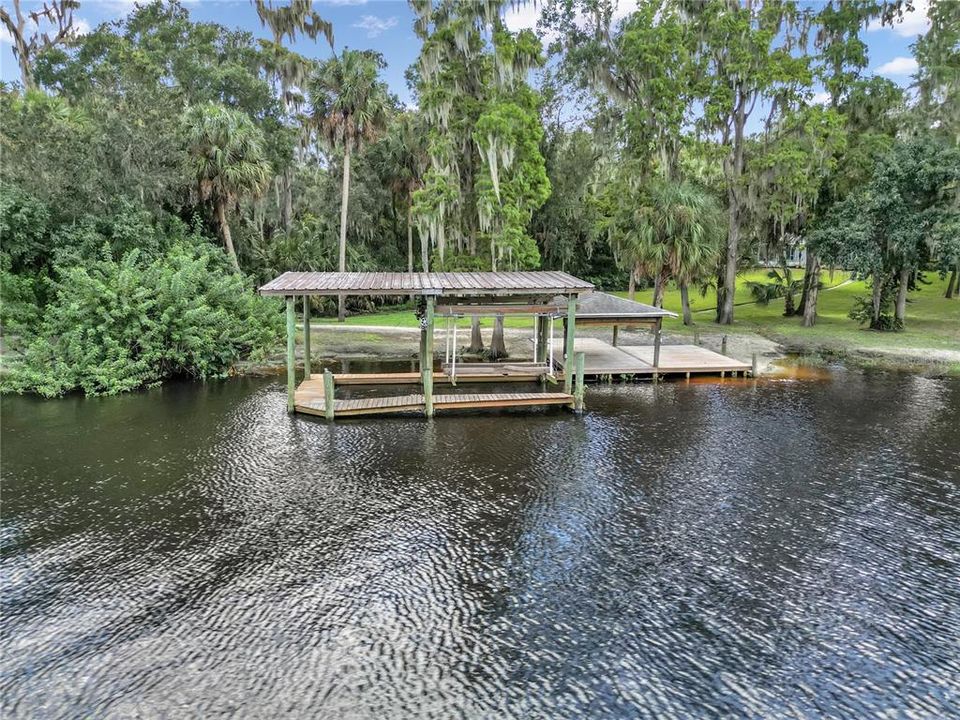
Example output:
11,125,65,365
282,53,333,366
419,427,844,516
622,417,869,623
628,263,637,301
871,273,884,330
281,167,293,232
468,316,484,354
489,315,507,360
802,254,821,327
337,147,351,322
406,204,414,273
420,210,430,273
796,249,816,316
895,266,910,327
216,199,240,272
945,264,958,299
718,204,739,325
652,273,665,308
680,282,693,326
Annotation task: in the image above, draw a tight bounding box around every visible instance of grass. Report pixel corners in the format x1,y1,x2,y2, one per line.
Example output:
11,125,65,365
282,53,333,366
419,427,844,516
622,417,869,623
315,268,960,364
661,272,960,356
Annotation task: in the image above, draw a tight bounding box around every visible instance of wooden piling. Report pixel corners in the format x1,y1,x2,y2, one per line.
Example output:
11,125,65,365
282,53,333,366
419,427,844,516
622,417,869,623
302,295,311,379
424,296,435,417
721,334,728,356
536,315,549,364
323,369,335,420
564,296,577,394
652,317,662,369
286,296,296,413
612,324,619,347
752,352,759,377
574,351,586,412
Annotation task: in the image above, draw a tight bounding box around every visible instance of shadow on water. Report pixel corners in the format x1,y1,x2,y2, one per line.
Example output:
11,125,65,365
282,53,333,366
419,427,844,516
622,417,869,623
2,367,959,718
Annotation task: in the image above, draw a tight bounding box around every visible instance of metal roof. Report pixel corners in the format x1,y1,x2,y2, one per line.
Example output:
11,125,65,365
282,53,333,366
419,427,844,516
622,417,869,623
259,271,593,297
551,292,678,319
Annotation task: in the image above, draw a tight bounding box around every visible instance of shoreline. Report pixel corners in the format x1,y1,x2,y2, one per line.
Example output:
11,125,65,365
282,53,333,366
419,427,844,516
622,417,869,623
234,323,960,379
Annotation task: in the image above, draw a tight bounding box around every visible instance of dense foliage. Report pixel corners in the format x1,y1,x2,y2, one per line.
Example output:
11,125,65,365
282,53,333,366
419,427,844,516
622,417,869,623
1,0,956,396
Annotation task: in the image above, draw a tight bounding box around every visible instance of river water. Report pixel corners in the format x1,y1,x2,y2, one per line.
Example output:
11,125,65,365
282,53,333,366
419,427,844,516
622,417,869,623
3,368,959,718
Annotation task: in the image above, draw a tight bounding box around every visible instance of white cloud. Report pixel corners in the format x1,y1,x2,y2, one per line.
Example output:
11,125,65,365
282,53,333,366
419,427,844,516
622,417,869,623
71,18,92,38
353,15,397,38
810,91,831,106
875,56,919,77
0,15,90,43
868,0,930,37
322,0,368,5
503,0,634,40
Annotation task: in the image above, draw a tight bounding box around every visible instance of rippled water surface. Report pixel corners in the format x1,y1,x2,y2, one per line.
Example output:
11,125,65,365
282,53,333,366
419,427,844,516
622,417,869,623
3,369,960,718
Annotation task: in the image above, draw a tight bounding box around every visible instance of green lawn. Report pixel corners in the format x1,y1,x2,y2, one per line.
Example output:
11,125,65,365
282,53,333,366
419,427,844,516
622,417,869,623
316,269,960,356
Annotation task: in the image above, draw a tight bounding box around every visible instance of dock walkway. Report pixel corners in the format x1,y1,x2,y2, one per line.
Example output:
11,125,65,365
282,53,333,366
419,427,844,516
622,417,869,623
294,375,573,417
551,338,751,376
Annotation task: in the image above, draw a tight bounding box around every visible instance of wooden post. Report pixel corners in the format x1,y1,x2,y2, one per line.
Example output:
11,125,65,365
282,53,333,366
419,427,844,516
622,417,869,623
694,331,701,346
752,352,759,377
536,315,549,364
323,369,335,420
721,334,728,356
612,324,619,347
653,317,662,369
574,351,586,412
423,296,435,417
564,296,577,394
286,296,296,413
302,295,311,379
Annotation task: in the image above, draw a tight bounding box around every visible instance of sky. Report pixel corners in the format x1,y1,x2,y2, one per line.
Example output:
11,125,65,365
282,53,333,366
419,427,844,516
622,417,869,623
0,0,931,109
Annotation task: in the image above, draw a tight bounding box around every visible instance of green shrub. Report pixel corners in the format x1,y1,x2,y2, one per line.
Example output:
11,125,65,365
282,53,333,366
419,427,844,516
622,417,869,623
3,240,281,397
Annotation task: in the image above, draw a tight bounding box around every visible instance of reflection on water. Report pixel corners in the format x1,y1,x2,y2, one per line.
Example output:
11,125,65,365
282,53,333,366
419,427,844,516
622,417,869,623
2,369,959,718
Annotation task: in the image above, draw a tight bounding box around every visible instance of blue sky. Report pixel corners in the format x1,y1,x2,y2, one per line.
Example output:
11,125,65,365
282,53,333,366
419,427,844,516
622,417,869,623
1,0,931,108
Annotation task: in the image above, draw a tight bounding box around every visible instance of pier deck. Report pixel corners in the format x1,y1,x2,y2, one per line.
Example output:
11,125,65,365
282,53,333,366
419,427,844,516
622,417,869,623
294,376,573,417
550,338,751,376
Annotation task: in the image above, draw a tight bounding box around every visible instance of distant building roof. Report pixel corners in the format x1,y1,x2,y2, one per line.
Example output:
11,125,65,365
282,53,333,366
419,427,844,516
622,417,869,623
552,292,678,320
259,271,593,297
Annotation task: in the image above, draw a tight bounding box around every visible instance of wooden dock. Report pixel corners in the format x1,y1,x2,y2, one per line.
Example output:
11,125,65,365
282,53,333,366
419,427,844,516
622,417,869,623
294,376,573,417
550,338,751,376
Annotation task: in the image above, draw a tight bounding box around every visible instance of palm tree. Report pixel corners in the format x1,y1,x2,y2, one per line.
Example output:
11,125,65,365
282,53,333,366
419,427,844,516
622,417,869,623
377,112,427,272
613,180,724,324
309,50,390,321
184,103,271,272
654,182,725,325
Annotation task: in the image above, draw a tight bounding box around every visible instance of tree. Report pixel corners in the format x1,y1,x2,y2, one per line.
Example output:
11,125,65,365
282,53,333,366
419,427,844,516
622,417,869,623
376,112,427,272
914,0,960,146
813,134,960,329
750,104,847,324
606,177,724,323
0,0,79,90
184,103,272,272
798,0,903,326
309,49,390,321
692,0,812,325
410,1,550,358
253,0,333,231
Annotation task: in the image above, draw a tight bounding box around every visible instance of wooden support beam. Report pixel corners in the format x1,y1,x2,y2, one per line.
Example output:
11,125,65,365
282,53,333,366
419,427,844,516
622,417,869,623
286,296,296,413
303,295,311,379
752,353,759,377
435,303,558,316
323,369,335,420
612,325,619,347
721,334,728,356
536,315,549,364
574,351,586,412
653,317,662,368
424,296,435,417
564,296,577,394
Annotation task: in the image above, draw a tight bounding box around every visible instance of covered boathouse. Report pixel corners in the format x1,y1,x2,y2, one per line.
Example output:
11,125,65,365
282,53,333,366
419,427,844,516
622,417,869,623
259,270,595,418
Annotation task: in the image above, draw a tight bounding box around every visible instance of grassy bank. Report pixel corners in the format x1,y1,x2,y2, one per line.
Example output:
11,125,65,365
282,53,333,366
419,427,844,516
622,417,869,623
314,270,960,375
